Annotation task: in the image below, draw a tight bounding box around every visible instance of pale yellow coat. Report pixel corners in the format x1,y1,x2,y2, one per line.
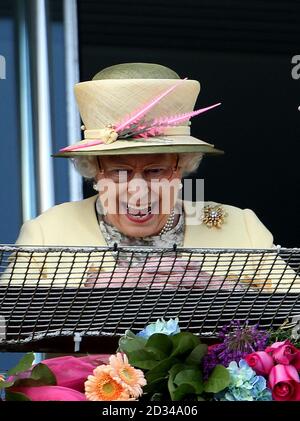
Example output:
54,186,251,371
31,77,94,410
2,196,299,292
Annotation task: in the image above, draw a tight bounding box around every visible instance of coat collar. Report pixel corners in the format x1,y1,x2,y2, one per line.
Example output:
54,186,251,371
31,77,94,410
82,195,207,248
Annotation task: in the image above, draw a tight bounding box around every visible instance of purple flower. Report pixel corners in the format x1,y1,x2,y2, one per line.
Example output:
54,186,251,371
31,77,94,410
202,321,269,379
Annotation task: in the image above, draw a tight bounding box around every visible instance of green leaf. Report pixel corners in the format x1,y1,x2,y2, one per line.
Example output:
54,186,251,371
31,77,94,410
124,330,137,339
146,357,178,384
170,332,200,358
144,377,167,395
31,363,56,384
0,380,15,389
185,343,208,365
204,365,230,394
168,363,186,378
7,353,35,376
118,332,147,355
145,334,173,359
127,349,159,370
150,393,164,401
168,363,186,396
14,363,57,387
5,391,31,401
168,363,204,400
173,368,203,394
172,383,196,401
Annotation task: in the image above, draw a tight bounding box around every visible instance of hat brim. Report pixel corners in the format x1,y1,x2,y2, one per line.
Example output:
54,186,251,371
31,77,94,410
53,135,224,157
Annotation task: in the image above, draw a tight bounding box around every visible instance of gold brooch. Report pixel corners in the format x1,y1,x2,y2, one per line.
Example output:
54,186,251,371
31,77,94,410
202,204,227,229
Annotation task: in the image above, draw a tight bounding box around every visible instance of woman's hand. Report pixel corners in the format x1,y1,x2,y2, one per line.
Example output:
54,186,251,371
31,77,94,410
84,256,243,290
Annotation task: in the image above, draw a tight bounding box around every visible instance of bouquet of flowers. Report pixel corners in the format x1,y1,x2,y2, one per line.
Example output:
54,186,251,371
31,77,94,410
1,319,300,401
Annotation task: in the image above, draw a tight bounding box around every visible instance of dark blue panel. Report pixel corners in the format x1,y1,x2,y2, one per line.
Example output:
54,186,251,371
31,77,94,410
0,17,22,244
0,353,26,373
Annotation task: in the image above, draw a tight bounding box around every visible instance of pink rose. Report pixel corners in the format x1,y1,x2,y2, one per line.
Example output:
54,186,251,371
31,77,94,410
10,385,86,401
269,364,300,401
7,354,110,401
40,355,109,392
245,351,274,376
266,340,300,368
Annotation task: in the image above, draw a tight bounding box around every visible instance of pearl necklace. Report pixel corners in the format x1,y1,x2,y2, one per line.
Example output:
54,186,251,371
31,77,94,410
158,208,175,237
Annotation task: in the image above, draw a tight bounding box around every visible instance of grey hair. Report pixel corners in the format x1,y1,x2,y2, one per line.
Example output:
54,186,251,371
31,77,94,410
178,153,203,177
72,153,203,180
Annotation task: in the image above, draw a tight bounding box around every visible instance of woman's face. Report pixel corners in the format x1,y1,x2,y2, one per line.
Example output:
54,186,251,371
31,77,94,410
95,153,183,237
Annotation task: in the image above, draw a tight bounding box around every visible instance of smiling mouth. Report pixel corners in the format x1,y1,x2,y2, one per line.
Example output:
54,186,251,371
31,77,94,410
126,204,152,217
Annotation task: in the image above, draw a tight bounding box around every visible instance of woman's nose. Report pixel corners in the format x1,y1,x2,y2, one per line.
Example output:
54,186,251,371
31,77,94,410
127,178,151,204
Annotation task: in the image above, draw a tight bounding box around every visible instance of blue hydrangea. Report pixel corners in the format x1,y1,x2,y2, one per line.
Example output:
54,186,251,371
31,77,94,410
137,318,180,339
215,360,272,401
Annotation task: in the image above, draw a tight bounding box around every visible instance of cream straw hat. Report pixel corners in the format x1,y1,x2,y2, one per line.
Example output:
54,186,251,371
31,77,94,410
54,63,224,157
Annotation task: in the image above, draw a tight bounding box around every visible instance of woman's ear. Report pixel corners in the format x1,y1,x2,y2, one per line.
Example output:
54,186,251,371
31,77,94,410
94,173,101,183
94,157,103,182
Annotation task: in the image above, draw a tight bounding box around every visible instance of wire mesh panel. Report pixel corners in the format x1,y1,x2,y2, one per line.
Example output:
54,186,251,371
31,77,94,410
0,245,299,351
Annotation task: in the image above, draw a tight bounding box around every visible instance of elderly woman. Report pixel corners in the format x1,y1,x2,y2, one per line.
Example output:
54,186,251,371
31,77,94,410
11,63,298,291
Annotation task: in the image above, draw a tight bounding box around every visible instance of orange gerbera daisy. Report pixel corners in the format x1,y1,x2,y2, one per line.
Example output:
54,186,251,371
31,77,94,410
109,353,147,398
84,365,131,401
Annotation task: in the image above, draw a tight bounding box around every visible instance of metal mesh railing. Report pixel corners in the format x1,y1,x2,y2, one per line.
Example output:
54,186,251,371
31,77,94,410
0,245,299,351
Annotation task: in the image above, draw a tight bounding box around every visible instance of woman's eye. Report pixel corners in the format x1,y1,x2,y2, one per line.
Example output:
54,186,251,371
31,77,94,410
145,168,166,176
110,169,133,179
147,168,165,174
112,169,130,174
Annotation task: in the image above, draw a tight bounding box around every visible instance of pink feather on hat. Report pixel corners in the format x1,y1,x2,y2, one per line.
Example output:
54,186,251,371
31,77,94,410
60,77,221,152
